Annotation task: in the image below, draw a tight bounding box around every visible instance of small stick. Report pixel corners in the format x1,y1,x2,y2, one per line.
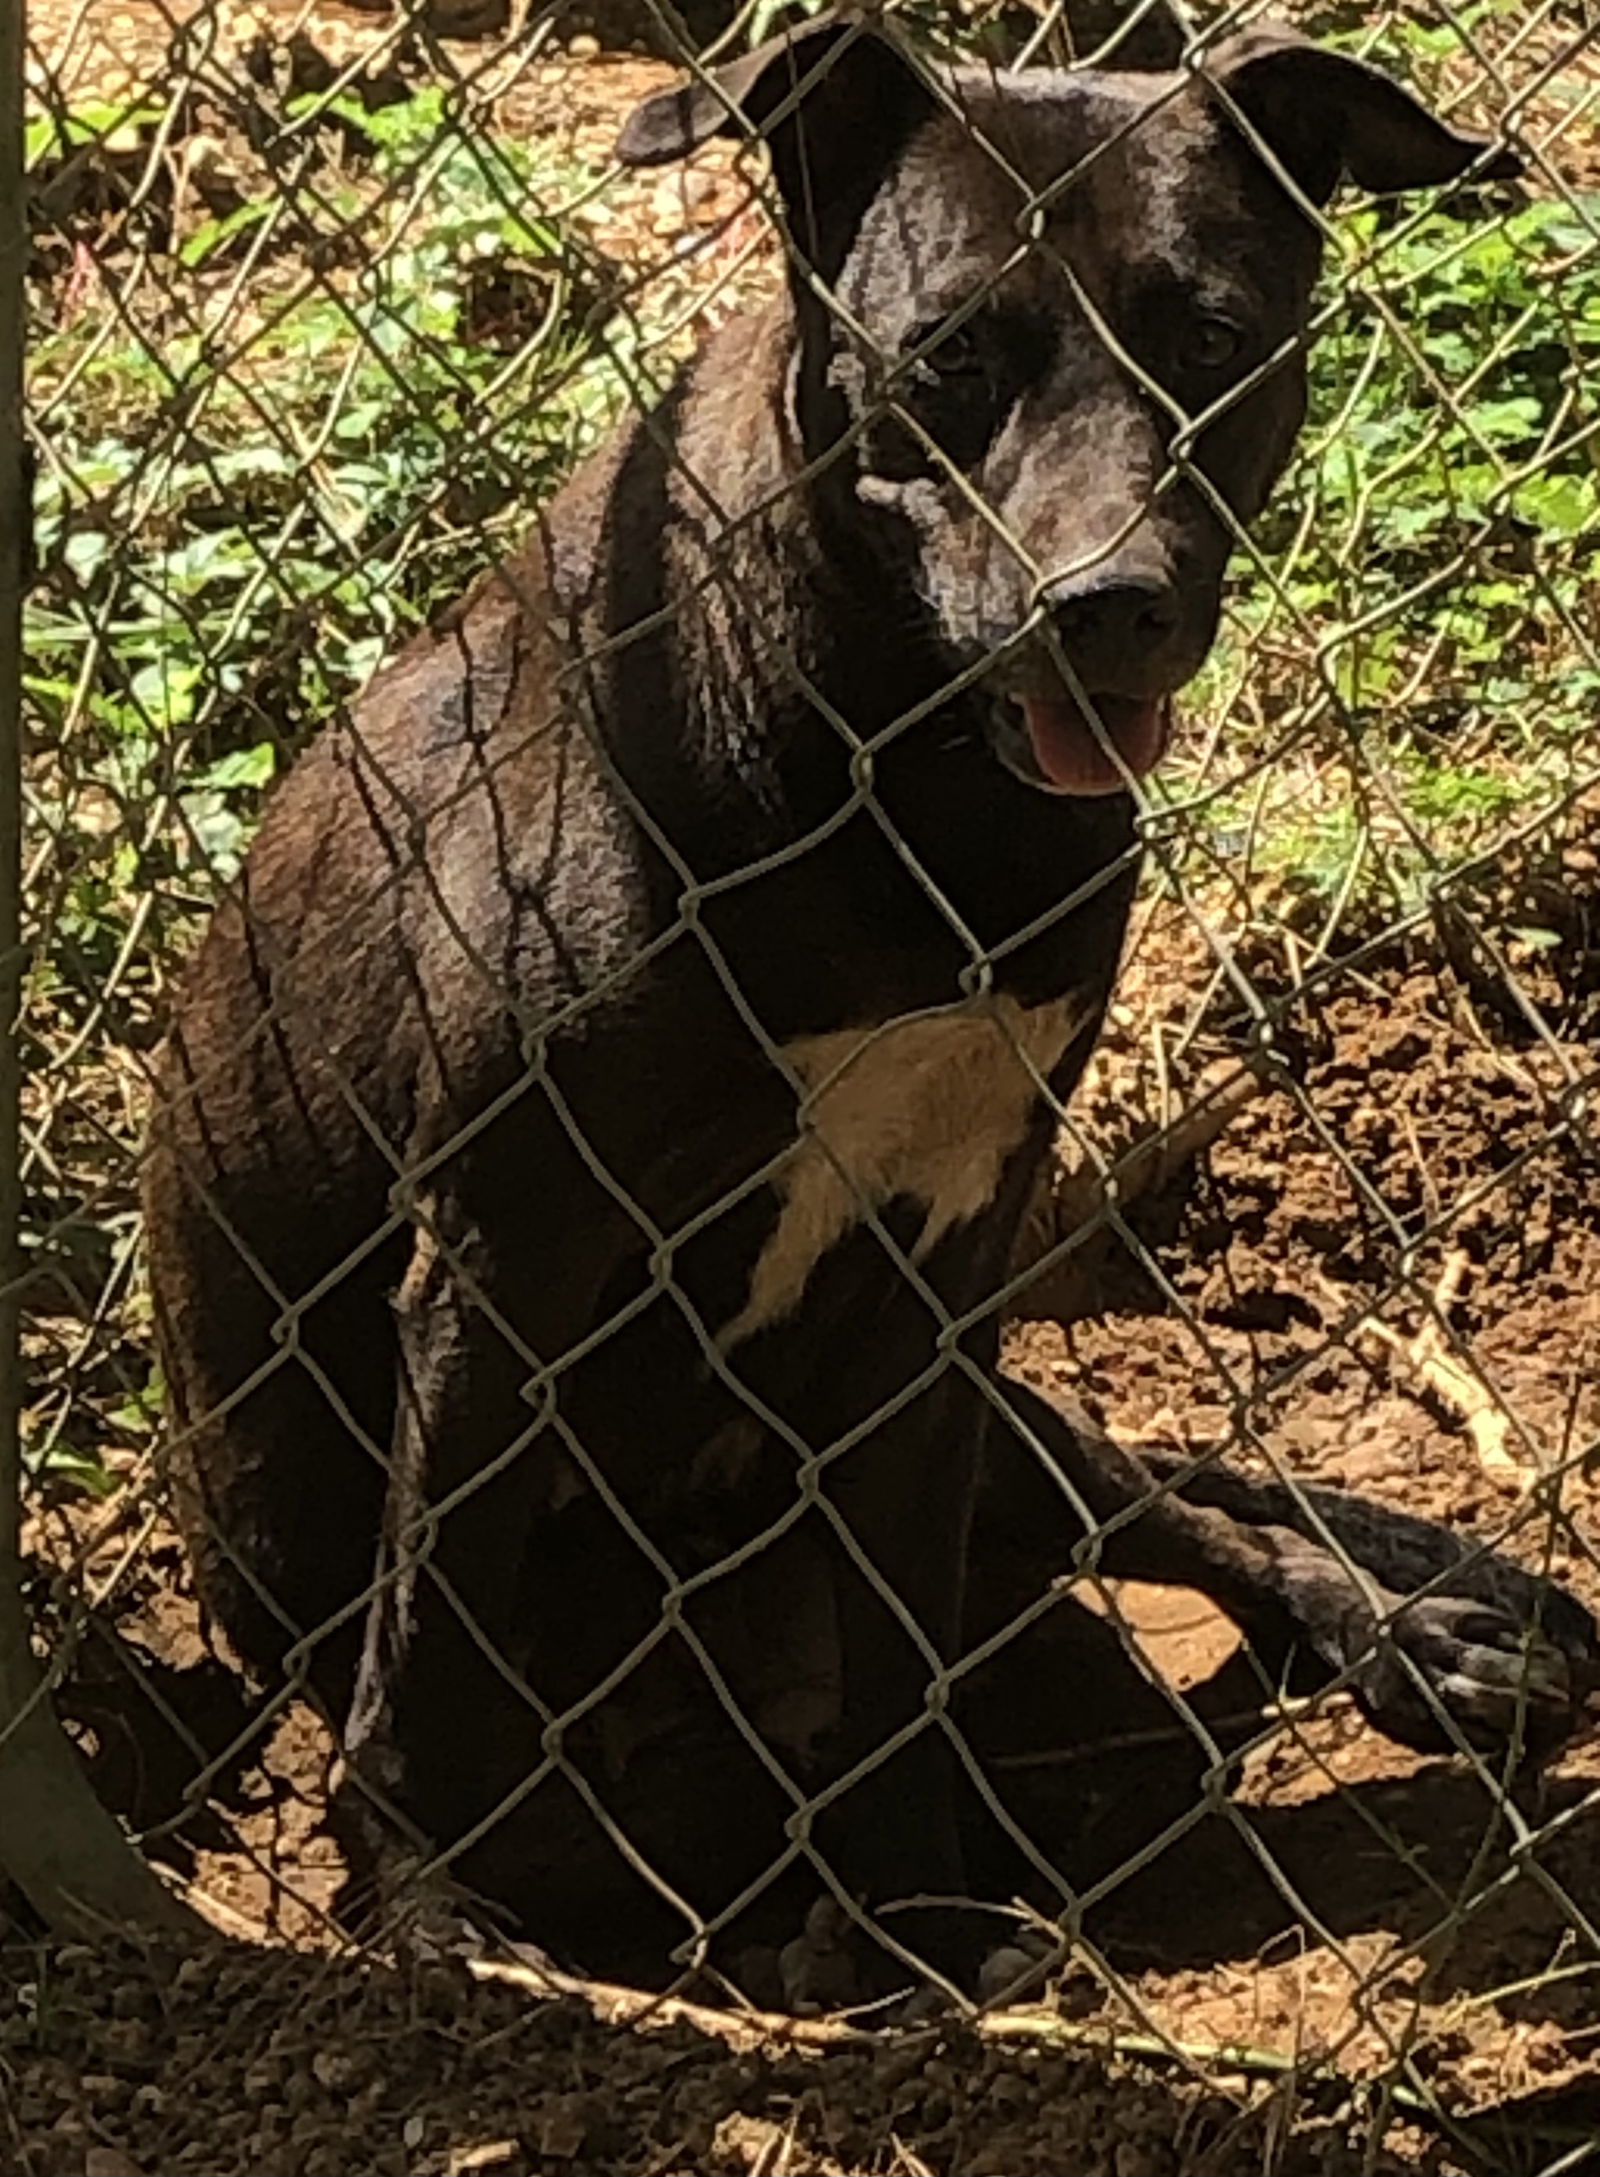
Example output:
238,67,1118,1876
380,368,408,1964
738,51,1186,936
1055,1057,1267,1233
470,1951,1460,2123
1344,1250,1537,1487
468,1954,883,2046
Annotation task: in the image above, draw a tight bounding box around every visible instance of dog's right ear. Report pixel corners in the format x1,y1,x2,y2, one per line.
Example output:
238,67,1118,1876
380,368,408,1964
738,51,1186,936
616,13,858,168
617,15,939,283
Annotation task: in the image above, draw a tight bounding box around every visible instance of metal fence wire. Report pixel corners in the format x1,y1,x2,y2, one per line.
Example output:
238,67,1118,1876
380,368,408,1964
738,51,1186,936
11,0,1600,2154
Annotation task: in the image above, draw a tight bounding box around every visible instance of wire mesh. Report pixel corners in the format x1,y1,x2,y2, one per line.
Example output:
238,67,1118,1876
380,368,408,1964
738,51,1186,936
10,0,1600,2165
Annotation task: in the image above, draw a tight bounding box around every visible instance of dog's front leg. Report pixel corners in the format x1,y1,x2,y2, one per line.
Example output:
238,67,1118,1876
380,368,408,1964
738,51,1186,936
1132,1443,1600,1752
991,1374,1598,1757
812,1394,983,1994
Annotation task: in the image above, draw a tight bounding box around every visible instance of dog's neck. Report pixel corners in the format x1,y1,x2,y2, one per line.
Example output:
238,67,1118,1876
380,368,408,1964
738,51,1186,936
576,301,963,866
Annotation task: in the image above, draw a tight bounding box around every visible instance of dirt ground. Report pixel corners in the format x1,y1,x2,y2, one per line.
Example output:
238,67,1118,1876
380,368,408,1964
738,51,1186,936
12,2,1600,2173
999,836,1600,2118
7,1929,1540,2177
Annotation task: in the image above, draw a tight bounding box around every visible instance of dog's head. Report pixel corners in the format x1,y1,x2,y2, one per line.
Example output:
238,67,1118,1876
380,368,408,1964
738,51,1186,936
621,17,1515,799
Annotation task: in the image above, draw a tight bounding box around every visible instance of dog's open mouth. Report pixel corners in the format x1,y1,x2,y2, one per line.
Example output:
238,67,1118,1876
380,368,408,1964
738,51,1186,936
1013,690,1172,798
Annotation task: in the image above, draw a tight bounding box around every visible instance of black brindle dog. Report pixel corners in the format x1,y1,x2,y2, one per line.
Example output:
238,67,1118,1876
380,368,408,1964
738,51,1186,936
144,15,1597,1989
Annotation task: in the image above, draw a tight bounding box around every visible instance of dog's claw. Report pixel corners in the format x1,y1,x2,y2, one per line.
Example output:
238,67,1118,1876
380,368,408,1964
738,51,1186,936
1344,1589,1596,1757
1269,1523,1599,1760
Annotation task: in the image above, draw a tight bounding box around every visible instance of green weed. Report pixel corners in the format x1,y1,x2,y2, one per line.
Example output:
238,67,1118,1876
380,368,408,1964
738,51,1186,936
1172,185,1600,925
26,89,652,983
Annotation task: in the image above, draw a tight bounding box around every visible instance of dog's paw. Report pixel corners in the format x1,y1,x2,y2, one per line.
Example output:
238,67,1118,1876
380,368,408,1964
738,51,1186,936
1342,1588,1599,1758
778,1894,877,2015
1268,1525,1599,1758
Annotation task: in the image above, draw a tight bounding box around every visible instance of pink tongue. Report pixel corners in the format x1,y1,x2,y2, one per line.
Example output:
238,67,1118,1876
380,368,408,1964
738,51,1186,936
1019,694,1170,796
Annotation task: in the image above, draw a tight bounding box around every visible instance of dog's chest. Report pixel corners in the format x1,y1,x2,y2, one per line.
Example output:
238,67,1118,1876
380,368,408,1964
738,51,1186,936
717,995,1085,1350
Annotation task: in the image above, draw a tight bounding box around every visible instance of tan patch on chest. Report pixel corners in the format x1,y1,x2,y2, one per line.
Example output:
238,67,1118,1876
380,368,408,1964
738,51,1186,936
718,994,1086,1352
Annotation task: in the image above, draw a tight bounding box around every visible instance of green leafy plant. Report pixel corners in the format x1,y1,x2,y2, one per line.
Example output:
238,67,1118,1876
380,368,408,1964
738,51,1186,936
25,90,654,975
1176,185,1600,923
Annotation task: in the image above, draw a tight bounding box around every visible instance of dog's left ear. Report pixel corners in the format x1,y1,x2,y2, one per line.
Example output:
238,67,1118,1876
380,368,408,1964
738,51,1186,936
617,13,939,283
1206,24,1521,204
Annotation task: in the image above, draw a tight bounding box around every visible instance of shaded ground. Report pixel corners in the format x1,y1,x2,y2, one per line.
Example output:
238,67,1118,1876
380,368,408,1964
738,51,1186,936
0,1934,1544,2176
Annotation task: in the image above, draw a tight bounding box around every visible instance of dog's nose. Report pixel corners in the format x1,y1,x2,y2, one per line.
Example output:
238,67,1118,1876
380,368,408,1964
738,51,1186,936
1045,572,1182,682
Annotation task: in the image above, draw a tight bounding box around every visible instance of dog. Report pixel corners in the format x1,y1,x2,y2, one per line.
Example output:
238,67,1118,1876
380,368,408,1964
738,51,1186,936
143,13,1596,1992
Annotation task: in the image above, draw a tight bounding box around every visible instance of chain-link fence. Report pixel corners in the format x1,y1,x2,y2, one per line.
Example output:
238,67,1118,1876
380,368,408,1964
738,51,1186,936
7,0,1600,2169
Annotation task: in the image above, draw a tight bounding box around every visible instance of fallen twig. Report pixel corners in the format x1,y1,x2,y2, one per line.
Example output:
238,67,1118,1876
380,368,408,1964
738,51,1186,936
1053,1054,1270,1237
1340,1251,1538,1487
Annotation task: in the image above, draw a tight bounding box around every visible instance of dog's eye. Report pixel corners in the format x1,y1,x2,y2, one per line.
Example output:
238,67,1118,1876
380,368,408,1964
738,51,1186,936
859,307,1046,481
881,317,1004,473
919,322,986,379
1179,315,1245,373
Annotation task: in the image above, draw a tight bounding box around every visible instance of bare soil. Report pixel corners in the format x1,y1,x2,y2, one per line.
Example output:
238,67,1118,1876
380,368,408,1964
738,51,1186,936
1000,851,1600,2120
1,1930,1513,2177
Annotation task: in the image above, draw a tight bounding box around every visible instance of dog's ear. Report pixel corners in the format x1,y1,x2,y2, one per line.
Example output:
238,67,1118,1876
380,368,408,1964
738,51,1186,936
617,15,939,282
617,12,854,167
1205,24,1521,204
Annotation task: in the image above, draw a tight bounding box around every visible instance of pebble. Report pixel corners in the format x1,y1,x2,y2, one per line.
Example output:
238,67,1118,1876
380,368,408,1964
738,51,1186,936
101,2020,156,2073
535,2098,590,2158
312,2045,372,2094
81,2075,132,2111
84,2151,145,2177
1114,2142,1169,2177
978,1943,1048,2004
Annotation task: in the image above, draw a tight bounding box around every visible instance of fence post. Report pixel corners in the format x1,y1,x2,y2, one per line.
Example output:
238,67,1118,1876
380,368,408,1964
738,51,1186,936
0,0,194,1937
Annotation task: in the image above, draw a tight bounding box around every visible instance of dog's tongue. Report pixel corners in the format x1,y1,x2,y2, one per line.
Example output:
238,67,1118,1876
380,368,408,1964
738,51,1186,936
1019,692,1170,796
